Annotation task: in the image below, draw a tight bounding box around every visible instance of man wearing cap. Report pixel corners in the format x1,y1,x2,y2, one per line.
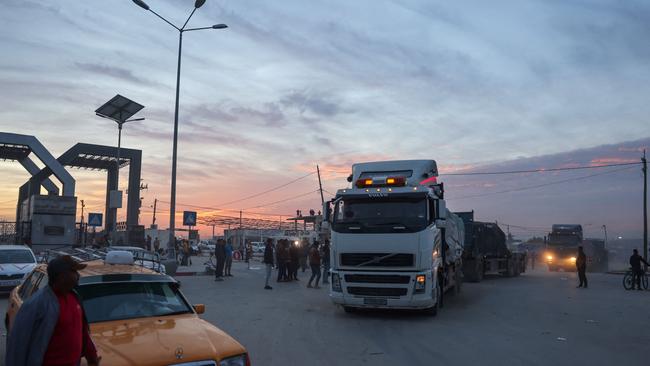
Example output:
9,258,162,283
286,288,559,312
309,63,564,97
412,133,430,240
6,255,100,366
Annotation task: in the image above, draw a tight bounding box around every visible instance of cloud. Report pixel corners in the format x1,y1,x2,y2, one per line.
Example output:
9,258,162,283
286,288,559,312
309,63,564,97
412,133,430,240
74,62,158,86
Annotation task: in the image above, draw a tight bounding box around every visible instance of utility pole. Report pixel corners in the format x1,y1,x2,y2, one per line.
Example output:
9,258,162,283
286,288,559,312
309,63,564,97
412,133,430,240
641,149,648,271
80,200,85,246
152,198,158,227
240,210,243,250
212,224,215,240
317,165,325,205
602,225,608,249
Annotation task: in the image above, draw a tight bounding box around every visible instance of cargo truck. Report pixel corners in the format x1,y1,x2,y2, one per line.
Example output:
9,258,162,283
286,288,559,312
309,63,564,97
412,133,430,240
324,160,463,315
544,224,608,272
456,211,526,282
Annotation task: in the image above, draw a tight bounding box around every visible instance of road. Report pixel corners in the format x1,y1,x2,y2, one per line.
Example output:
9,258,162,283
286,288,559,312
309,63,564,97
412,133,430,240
2,262,649,366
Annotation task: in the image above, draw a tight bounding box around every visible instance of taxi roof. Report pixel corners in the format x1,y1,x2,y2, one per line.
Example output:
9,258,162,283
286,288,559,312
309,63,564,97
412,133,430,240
34,259,160,277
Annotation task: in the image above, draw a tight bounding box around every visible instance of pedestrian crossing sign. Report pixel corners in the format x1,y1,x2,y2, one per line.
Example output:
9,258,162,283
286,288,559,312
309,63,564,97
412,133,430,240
88,213,103,227
183,211,197,226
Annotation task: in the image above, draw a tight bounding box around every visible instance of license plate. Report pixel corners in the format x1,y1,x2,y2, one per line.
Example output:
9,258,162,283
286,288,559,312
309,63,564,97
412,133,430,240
363,297,388,306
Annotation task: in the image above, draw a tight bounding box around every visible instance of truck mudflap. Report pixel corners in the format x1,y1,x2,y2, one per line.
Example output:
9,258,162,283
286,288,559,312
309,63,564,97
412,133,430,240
329,270,438,310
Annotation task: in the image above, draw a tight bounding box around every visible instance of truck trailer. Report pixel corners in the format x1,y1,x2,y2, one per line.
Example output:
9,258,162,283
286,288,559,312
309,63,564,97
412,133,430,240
456,211,526,282
324,160,463,315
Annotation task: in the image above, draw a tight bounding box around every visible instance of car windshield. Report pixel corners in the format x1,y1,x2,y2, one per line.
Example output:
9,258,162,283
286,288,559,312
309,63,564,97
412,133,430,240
332,197,428,233
0,249,35,264
76,281,193,323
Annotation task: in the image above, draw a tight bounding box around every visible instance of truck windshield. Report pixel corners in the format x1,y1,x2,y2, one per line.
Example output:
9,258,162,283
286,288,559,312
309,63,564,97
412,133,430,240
0,249,36,264
548,235,580,246
332,197,428,233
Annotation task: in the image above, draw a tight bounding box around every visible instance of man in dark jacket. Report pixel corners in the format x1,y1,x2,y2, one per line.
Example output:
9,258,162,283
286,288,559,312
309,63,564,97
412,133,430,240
576,246,588,288
321,239,331,284
6,255,100,366
307,242,322,288
263,238,275,290
629,249,649,290
289,241,301,280
215,239,227,281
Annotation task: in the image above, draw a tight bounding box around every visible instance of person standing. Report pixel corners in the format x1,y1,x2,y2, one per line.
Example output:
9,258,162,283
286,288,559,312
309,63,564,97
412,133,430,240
277,240,289,282
629,249,649,290
215,239,226,281
289,241,301,280
321,239,331,284
307,242,322,289
146,235,152,251
225,241,234,277
263,238,275,290
245,242,253,270
153,237,160,254
6,255,100,366
576,246,588,288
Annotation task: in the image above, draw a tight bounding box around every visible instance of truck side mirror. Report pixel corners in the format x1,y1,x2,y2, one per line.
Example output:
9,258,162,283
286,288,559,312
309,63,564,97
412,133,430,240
323,201,332,222
437,200,447,219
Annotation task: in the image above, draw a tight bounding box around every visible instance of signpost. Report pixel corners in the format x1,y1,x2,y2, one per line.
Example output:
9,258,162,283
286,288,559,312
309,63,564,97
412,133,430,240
183,211,197,226
88,213,103,227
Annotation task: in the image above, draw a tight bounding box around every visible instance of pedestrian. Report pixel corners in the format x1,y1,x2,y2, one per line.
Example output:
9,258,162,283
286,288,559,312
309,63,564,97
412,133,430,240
531,251,536,270
277,240,289,282
225,241,234,276
263,238,275,290
245,242,253,270
629,249,649,290
289,240,301,280
146,235,152,251
300,238,309,272
307,242,322,288
576,246,588,288
6,255,100,366
215,239,226,281
182,239,192,266
321,239,331,284
154,237,160,254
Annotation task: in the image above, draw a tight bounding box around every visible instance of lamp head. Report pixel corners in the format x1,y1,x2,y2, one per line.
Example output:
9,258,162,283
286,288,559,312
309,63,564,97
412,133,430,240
195,0,207,8
212,24,228,29
132,0,150,10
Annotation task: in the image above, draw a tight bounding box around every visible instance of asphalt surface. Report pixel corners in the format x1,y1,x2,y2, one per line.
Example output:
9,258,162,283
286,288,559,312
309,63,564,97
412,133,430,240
2,261,649,366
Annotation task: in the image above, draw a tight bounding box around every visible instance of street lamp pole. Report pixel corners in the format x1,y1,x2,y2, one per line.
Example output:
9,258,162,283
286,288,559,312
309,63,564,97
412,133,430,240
131,0,227,264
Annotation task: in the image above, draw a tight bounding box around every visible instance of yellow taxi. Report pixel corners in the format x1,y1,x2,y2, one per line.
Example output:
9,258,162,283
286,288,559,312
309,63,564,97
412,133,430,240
6,250,250,366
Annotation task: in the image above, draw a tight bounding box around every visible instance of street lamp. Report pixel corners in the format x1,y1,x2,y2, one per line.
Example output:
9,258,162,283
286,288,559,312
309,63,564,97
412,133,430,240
131,0,227,264
95,94,145,237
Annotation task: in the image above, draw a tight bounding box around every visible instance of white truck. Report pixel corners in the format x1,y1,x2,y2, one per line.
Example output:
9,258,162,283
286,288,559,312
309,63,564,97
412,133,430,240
324,160,464,315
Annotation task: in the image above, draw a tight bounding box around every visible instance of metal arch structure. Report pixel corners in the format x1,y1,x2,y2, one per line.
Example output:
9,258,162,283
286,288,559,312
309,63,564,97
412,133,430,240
0,132,74,197
27,143,142,234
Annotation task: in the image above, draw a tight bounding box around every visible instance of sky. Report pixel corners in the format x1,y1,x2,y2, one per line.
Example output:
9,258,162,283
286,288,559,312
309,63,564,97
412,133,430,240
0,0,649,239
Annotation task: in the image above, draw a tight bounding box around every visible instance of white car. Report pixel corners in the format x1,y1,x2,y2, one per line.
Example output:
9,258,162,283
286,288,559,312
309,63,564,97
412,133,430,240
0,245,37,293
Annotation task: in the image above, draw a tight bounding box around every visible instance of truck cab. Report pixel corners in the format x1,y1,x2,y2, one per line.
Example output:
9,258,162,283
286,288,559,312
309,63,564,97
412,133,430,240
325,160,463,314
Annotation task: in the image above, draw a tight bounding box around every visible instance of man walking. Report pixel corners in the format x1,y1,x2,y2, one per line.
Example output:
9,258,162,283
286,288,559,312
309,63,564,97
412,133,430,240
307,242,322,289
263,238,275,290
321,239,331,284
215,239,226,281
225,241,234,277
6,255,100,366
576,246,588,288
629,249,649,290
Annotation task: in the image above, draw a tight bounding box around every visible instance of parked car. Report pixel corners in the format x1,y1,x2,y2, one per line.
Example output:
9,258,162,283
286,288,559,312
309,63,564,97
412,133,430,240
6,250,250,365
0,245,37,293
107,246,166,274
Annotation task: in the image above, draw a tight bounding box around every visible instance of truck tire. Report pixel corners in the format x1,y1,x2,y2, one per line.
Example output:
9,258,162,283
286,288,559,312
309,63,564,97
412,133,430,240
454,266,462,294
465,259,483,283
343,306,356,314
506,259,515,277
424,283,440,316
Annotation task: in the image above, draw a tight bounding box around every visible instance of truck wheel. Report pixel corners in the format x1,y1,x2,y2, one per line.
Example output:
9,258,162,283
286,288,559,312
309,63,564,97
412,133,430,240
424,283,440,316
343,306,356,314
454,266,462,294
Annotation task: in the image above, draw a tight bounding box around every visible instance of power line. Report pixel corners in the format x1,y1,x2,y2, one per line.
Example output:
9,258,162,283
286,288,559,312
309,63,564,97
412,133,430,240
440,161,641,176
242,189,321,210
155,200,291,217
212,171,316,207
447,165,636,201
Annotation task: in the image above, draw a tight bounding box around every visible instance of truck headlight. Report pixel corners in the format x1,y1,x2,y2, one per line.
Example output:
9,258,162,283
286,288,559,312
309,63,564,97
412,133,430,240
220,354,249,366
332,273,342,292
546,255,553,261
415,274,426,293
570,257,576,262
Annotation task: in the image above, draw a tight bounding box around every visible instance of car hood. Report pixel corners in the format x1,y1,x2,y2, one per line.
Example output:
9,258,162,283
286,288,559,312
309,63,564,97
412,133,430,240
0,263,36,275
86,314,246,366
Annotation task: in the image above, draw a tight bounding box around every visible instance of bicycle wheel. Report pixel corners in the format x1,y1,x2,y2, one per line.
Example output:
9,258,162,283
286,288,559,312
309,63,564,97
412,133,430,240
643,274,649,290
623,272,634,290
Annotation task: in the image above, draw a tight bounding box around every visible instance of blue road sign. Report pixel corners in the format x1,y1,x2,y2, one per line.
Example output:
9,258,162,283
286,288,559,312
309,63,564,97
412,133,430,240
88,213,103,227
183,211,197,226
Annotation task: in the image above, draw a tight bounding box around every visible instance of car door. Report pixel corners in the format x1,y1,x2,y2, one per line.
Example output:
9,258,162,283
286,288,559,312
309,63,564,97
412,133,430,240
6,270,43,332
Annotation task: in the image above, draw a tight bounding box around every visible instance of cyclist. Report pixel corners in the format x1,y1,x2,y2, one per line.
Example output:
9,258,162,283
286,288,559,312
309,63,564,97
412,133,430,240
629,249,649,290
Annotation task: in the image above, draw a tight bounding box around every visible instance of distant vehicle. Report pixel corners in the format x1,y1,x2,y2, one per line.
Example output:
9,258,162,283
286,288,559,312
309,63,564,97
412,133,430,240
0,245,37,293
250,242,265,255
325,160,463,315
544,225,608,272
6,250,250,365
455,212,527,281
198,241,216,252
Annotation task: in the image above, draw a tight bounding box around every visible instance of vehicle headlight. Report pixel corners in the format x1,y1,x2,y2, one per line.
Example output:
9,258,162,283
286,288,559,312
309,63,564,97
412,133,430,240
415,274,426,293
546,255,553,261
570,257,577,262
332,273,342,292
220,354,249,366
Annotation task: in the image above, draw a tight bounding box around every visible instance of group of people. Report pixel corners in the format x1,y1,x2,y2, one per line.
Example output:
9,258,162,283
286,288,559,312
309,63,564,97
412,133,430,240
214,239,235,281
262,238,330,290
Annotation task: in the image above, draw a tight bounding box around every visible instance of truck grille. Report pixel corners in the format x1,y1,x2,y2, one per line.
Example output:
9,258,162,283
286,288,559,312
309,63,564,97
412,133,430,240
0,274,24,280
340,253,414,267
347,287,408,297
345,274,410,284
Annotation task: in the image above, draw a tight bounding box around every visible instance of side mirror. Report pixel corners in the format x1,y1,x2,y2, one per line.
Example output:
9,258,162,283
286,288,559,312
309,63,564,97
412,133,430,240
193,304,205,314
323,201,332,222
437,200,447,219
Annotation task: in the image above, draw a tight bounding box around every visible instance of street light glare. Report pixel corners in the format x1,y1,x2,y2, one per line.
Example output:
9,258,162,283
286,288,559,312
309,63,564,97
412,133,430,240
195,0,207,9
132,0,150,10
212,24,228,29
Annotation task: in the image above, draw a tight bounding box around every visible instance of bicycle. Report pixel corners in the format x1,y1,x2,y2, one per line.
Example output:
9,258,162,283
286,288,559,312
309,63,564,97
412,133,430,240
623,268,648,290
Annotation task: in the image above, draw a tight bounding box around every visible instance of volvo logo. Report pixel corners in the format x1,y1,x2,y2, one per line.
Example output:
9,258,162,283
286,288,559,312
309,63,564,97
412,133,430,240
175,346,184,360
368,193,388,198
